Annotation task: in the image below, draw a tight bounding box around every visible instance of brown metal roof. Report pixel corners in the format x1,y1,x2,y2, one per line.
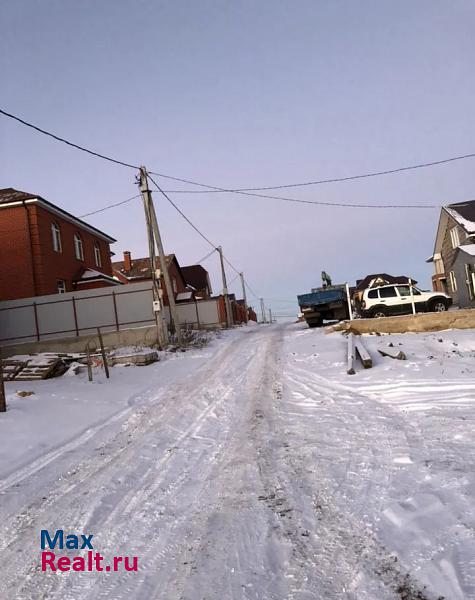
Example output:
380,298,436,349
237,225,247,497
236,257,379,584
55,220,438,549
112,254,176,280
181,265,211,292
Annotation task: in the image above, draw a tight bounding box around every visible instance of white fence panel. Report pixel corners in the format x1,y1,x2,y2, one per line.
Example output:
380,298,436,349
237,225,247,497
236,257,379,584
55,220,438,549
37,299,77,340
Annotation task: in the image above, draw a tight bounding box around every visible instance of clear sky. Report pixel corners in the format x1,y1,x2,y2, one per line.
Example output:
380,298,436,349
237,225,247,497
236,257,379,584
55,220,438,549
2,1,475,317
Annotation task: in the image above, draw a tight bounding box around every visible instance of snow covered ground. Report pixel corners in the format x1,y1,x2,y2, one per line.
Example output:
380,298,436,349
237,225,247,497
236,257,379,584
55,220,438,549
0,323,474,599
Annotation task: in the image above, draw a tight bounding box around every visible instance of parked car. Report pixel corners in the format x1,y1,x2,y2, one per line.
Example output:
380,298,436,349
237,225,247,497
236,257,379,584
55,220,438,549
360,284,452,318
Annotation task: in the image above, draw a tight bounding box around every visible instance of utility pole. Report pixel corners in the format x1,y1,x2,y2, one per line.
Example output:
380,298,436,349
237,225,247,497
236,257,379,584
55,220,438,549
260,298,267,323
217,246,233,327
240,272,248,323
268,308,273,324
140,167,182,347
140,175,168,348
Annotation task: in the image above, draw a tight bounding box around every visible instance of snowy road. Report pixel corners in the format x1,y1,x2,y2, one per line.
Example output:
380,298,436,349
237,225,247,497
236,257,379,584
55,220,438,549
1,323,474,599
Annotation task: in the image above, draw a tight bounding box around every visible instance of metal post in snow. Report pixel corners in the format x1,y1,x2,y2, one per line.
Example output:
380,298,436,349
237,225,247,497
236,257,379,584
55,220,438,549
409,278,416,315
0,353,6,413
345,283,354,320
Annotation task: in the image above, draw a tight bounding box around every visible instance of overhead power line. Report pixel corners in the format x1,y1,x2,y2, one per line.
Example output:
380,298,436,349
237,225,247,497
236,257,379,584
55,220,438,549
147,172,259,297
0,107,470,209
150,171,440,209
147,173,218,249
194,248,217,265
79,194,141,218
155,149,475,193
0,108,139,170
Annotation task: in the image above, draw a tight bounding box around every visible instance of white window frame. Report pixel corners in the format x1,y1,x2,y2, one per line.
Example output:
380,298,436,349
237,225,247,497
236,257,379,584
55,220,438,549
51,222,62,253
449,270,457,292
465,264,475,300
450,227,460,249
57,279,66,294
172,278,177,294
74,233,84,261
94,242,102,267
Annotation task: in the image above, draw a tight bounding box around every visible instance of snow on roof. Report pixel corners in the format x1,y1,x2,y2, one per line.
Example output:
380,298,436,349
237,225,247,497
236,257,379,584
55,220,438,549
176,291,193,301
77,269,120,284
80,269,102,279
445,205,475,234
457,244,475,256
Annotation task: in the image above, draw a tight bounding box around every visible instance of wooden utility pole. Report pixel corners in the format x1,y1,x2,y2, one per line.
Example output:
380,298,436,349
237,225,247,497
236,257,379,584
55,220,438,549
217,246,233,327
0,354,6,412
240,272,248,323
268,308,273,324
86,344,93,382
260,298,267,323
140,167,182,347
140,179,168,348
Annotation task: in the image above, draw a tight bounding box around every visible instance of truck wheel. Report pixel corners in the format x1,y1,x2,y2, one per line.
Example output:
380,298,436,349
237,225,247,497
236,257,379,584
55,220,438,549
371,307,387,318
308,317,323,328
429,299,447,312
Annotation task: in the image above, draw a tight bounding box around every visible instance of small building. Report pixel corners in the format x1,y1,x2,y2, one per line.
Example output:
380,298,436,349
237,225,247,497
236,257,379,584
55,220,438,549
0,187,118,301
112,250,187,305
181,265,213,299
427,200,475,307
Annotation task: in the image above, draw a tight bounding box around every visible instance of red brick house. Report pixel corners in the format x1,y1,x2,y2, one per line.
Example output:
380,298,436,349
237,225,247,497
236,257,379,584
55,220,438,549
0,188,118,302
112,251,187,305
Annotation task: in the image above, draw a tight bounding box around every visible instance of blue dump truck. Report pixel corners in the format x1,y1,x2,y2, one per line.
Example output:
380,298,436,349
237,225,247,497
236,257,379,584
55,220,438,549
297,284,350,328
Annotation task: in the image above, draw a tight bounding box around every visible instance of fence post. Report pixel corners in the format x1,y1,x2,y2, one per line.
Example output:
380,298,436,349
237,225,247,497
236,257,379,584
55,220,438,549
86,344,93,382
97,327,110,379
112,291,120,331
0,352,6,412
33,302,40,341
194,299,201,330
72,297,79,336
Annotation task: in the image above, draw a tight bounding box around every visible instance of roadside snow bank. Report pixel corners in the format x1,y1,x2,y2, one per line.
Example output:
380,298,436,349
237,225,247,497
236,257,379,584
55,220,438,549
282,323,475,599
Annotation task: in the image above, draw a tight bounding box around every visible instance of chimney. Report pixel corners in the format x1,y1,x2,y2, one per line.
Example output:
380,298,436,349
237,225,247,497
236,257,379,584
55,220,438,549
123,251,132,272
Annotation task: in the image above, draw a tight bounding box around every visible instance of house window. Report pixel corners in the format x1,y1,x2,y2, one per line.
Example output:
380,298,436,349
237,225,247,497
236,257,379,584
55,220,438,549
449,271,457,292
57,280,66,294
450,227,460,249
51,222,62,253
172,278,177,294
74,233,84,260
94,242,102,267
465,264,475,300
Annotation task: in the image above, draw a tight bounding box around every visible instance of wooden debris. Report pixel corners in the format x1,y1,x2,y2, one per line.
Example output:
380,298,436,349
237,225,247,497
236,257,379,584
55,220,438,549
347,333,356,375
15,357,62,381
378,348,406,360
355,337,373,369
2,359,28,381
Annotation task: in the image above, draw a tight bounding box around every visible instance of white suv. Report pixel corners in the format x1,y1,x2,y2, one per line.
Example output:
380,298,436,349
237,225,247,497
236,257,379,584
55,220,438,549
360,284,452,318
